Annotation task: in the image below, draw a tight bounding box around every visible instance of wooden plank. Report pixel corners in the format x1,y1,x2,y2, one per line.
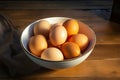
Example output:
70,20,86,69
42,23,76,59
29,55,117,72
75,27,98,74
0,0,113,9
0,44,120,79
88,44,120,60
19,59,120,79
0,44,120,77
19,77,120,80
20,77,120,80
0,10,119,45
0,9,101,30
0,9,110,26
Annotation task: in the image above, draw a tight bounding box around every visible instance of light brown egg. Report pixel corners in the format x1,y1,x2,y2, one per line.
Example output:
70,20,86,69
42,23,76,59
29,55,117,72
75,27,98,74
50,23,63,32
28,35,48,56
68,34,89,50
34,20,51,38
49,25,67,46
61,42,80,59
63,19,79,37
41,47,64,61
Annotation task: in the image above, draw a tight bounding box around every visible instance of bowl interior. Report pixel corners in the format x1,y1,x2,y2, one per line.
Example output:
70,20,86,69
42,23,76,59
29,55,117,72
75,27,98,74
21,17,96,62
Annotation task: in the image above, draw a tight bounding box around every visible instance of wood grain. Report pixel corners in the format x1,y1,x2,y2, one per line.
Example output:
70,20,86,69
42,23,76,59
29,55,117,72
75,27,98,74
0,0,113,9
0,3,120,80
19,59,120,79
0,9,120,45
88,44,120,60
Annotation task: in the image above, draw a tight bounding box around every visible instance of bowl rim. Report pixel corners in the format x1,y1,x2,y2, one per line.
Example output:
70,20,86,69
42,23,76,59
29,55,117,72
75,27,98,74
20,17,96,63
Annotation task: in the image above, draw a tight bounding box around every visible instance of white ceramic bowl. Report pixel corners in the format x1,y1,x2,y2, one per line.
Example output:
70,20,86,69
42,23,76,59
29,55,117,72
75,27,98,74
20,17,96,69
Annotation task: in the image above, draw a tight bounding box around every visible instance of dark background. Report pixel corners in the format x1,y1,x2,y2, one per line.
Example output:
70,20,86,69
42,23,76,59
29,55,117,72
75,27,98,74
0,0,113,21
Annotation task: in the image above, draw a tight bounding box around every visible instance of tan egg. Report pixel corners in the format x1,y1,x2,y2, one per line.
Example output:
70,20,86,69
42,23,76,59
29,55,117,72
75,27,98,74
63,19,79,37
28,35,48,57
68,34,89,50
49,25,67,46
34,20,51,38
50,23,63,32
61,42,80,59
41,47,64,61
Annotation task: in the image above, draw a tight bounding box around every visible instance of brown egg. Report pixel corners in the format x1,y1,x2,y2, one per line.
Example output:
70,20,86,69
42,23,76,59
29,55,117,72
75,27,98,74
50,23,63,32
61,42,80,59
63,19,79,37
34,20,51,38
41,47,64,61
28,35,48,56
49,25,67,46
68,34,89,50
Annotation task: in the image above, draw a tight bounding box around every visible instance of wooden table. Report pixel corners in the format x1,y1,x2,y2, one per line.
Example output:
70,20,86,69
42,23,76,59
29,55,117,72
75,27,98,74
0,0,120,80
0,9,119,80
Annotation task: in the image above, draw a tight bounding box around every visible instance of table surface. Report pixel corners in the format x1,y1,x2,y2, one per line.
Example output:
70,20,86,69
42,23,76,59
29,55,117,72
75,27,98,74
0,1,120,80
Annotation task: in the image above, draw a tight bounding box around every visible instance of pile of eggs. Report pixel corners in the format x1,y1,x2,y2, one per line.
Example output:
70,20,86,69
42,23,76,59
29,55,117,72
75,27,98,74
28,19,89,61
